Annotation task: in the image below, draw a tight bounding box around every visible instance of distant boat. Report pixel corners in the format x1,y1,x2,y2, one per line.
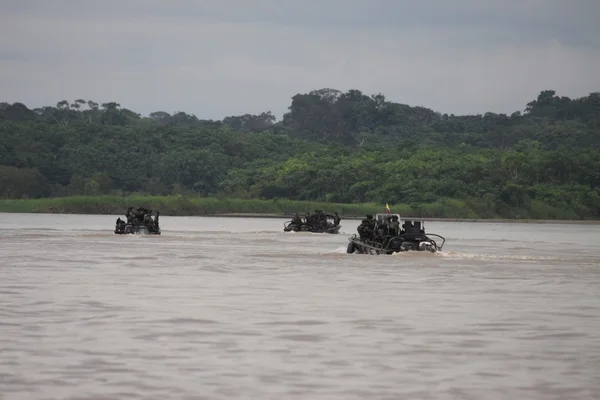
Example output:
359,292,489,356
114,207,161,235
283,211,341,234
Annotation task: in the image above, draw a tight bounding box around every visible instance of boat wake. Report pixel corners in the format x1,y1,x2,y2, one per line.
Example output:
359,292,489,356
438,251,563,262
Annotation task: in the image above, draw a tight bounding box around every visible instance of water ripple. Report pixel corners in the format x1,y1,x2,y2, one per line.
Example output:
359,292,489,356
1,214,600,399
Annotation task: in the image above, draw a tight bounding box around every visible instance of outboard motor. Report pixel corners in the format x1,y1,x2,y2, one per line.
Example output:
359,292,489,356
400,241,416,251
419,241,436,252
387,237,403,251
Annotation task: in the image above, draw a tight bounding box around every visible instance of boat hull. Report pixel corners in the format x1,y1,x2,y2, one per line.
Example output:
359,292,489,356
284,223,341,234
114,223,161,235
347,233,443,254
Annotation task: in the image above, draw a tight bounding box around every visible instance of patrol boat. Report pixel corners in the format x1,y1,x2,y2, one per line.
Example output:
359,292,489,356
347,213,445,254
283,211,341,234
114,208,161,235
283,220,341,234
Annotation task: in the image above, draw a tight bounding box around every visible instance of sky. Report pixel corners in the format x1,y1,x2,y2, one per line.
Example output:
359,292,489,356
1,0,599,120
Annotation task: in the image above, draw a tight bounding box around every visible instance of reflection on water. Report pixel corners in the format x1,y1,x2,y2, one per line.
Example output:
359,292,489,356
1,213,599,399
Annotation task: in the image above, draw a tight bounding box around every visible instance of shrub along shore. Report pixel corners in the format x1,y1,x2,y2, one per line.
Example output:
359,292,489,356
0,195,599,223
2,90,599,222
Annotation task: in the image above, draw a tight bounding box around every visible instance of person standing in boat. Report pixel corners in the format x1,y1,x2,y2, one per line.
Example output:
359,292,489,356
144,213,153,227
125,207,134,223
367,214,376,230
387,215,400,236
305,212,314,226
357,218,370,239
357,214,376,240
320,212,328,230
332,212,341,226
375,217,389,240
291,213,303,228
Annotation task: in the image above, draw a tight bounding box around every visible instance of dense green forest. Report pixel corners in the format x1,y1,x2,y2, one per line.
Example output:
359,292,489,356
1,88,599,219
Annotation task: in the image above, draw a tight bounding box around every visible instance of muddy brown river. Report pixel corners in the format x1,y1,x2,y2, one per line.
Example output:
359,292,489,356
1,213,599,399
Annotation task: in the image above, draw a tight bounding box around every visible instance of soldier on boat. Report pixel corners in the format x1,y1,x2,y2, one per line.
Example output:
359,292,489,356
115,207,161,235
348,205,444,254
284,209,342,234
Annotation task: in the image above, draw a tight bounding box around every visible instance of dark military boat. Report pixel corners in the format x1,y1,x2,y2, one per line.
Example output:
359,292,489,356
347,213,445,254
284,210,341,234
114,207,161,235
284,221,341,234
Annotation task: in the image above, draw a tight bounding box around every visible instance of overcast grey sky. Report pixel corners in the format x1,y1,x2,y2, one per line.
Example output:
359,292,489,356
1,0,599,119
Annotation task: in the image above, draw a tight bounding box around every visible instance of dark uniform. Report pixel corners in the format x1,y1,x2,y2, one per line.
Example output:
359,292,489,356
291,213,302,225
125,207,134,223
357,214,376,240
333,212,341,226
387,216,400,236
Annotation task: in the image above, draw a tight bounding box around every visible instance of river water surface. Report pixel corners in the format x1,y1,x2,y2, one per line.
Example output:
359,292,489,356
1,213,599,400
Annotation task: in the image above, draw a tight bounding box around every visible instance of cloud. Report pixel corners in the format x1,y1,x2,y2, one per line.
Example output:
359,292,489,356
0,0,599,119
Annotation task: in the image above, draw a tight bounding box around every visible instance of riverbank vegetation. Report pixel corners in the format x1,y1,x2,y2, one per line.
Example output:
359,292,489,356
0,195,396,217
1,89,599,219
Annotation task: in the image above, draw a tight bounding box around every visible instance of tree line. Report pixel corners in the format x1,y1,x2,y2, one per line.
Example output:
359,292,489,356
1,88,599,219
